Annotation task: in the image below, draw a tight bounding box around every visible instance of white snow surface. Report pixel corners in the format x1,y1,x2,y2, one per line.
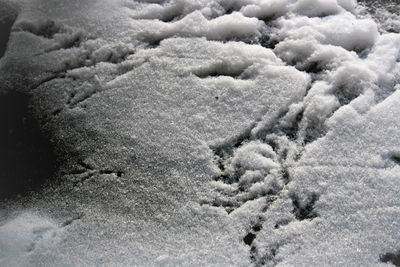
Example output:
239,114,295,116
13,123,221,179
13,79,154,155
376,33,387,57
0,0,400,266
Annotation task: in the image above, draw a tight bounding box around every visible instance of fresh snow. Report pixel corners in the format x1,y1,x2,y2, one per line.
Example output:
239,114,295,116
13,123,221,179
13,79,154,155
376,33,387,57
0,0,400,266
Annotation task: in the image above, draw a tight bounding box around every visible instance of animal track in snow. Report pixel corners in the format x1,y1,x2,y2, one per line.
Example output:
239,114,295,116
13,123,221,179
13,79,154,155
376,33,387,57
11,19,138,116
198,12,393,260
66,159,124,187
1,0,399,265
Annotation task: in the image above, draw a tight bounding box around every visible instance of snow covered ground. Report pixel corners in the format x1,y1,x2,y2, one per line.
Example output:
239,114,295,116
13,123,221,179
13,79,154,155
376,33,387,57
0,0,400,266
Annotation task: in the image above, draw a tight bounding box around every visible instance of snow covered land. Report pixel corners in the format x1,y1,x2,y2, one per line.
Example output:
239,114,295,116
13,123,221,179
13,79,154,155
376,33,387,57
0,0,400,266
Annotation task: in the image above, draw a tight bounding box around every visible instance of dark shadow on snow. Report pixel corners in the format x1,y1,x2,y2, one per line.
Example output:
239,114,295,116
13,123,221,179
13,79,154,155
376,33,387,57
0,92,58,200
380,251,400,266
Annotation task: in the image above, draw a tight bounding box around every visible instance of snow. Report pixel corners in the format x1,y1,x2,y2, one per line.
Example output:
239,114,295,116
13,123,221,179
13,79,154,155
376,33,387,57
0,0,400,266
0,213,59,266
293,0,342,17
132,10,263,43
239,0,290,19
276,13,378,52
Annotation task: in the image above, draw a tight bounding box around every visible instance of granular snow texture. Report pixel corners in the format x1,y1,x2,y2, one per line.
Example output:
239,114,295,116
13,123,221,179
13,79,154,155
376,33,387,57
0,0,400,266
